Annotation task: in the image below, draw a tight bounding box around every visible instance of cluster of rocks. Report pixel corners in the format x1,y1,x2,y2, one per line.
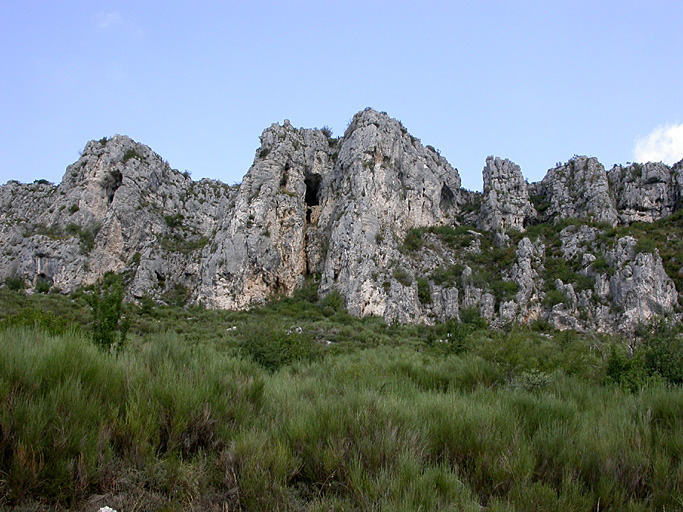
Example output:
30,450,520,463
1,108,681,332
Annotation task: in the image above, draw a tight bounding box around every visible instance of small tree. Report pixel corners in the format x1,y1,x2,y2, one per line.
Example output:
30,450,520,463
87,274,129,353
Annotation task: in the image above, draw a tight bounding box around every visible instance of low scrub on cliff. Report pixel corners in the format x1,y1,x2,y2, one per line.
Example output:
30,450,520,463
1,288,683,511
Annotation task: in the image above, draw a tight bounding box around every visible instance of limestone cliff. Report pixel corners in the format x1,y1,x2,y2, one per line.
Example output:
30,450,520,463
1,109,681,332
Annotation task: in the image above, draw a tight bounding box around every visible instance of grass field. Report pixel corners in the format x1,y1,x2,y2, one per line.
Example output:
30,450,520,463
0,286,682,511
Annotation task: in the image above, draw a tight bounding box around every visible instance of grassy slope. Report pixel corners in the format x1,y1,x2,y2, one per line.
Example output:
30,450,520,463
0,288,682,511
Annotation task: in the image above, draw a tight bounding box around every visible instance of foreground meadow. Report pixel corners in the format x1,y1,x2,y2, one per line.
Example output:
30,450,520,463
0,286,682,511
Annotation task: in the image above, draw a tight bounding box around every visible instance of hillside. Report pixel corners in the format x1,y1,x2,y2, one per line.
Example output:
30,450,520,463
2,108,683,332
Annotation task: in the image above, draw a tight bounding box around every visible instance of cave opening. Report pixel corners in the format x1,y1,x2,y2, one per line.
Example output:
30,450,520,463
104,170,123,204
440,184,455,212
305,174,322,223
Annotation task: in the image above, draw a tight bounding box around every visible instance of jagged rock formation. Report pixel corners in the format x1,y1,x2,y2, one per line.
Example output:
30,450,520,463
531,156,619,226
1,108,682,332
478,156,536,232
608,162,683,224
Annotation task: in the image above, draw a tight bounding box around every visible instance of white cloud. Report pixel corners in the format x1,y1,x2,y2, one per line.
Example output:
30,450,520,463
96,11,122,29
633,123,683,165
95,11,143,36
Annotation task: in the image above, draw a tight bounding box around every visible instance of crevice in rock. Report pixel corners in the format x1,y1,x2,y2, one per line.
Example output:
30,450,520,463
104,170,123,204
280,163,290,188
305,173,322,223
440,184,455,211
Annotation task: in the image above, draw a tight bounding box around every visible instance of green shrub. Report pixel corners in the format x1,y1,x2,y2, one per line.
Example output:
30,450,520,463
34,276,52,294
0,307,72,336
643,323,683,384
122,148,143,162
241,323,318,372
430,264,464,287
4,275,25,291
402,228,424,252
163,213,184,229
393,268,413,287
605,345,646,391
417,278,432,305
86,274,129,353
460,307,487,329
543,289,567,308
635,236,657,254
491,280,519,302
319,290,344,316
590,256,613,275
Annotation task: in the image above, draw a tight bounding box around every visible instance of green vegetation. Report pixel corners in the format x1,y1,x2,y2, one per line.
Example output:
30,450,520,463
65,222,102,254
122,148,144,163
0,284,682,511
85,274,129,353
417,277,432,304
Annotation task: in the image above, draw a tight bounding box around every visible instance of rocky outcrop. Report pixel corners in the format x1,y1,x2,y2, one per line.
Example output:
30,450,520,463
478,157,536,232
196,120,336,309
0,109,681,332
608,162,681,223
0,135,235,297
606,236,678,330
532,156,619,226
317,109,462,322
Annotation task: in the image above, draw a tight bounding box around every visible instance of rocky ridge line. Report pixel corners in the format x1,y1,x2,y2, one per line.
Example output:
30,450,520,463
1,108,682,332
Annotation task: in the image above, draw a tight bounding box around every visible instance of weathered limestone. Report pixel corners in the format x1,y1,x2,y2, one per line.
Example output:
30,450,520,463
0,110,680,332
532,156,619,226
478,157,536,232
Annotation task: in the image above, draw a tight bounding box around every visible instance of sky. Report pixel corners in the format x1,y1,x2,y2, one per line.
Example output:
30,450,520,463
1,1,682,191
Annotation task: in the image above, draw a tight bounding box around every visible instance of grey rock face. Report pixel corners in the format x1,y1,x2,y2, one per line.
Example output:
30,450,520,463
478,157,536,232
318,108,462,322
609,162,678,223
532,156,619,226
0,135,236,299
0,110,680,333
197,120,336,309
509,237,544,324
606,237,678,331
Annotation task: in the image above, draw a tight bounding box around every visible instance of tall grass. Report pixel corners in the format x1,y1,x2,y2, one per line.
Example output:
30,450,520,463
1,284,683,510
2,326,682,511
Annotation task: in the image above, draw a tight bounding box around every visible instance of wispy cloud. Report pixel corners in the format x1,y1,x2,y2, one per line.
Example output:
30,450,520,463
94,11,143,36
633,124,683,165
96,11,122,30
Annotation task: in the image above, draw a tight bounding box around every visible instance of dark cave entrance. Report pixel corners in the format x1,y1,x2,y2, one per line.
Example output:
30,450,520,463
305,174,322,223
104,170,123,204
440,184,455,212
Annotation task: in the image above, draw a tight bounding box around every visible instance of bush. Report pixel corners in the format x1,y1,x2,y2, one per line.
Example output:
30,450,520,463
403,228,424,252
491,280,519,302
643,323,683,384
34,276,52,294
417,278,432,305
543,289,567,308
4,275,25,291
460,307,487,329
635,236,657,254
393,268,413,287
122,148,143,162
86,274,129,352
241,323,318,372
164,213,184,229
321,125,333,138
0,307,72,336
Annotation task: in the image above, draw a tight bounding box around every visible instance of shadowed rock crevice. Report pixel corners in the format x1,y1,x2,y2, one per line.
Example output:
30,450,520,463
304,173,321,223
103,170,123,204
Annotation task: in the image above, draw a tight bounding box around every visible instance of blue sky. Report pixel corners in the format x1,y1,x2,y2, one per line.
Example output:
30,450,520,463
1,1,682,191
